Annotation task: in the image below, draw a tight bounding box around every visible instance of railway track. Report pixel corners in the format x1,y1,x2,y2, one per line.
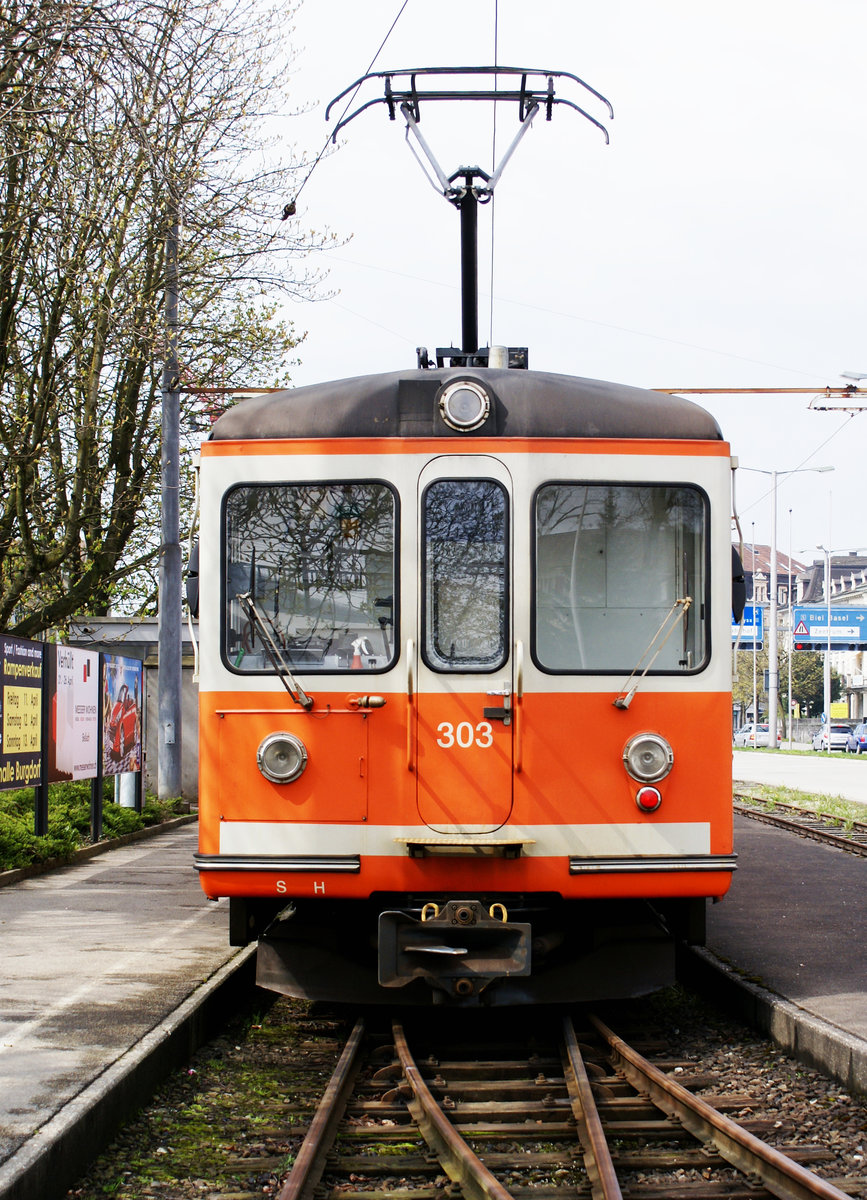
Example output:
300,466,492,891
278,1012,858,1200
733,794,867,856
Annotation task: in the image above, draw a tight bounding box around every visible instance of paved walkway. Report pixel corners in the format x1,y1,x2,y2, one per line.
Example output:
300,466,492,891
0,824,238,1170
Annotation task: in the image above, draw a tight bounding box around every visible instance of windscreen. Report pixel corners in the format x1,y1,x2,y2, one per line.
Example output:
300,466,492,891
223,481,397,673
534,482,707,673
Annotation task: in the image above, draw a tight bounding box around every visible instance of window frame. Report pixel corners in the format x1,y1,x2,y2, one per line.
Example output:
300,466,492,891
220,478,400,677
420,475,511,675
530,478,711,677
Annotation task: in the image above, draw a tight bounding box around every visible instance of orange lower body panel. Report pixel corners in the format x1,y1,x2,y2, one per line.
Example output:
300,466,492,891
197,687,734,904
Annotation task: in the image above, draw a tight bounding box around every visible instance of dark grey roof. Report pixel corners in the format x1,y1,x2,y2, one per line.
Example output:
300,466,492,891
209,368,724,442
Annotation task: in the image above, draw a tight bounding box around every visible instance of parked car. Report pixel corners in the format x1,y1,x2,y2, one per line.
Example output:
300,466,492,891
811,724,853,752
106,683,138,761
733,723,781,748
845,723,867,754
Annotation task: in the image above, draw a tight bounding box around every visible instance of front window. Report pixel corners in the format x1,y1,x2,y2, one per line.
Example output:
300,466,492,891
223,482,397,672
534,483,707,673
422,478,508,672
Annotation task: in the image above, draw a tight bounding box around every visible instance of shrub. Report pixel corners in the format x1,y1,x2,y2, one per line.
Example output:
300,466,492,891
0,781,188,873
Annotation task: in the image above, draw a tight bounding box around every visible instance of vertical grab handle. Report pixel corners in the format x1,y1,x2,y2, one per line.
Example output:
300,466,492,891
514,640,524,774
406,639,415,772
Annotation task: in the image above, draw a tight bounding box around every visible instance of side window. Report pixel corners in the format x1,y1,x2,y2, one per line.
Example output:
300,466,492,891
534,483,707,673
422,478,508,672
223,482,397,673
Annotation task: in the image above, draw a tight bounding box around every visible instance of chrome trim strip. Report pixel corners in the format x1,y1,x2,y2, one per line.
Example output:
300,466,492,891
569,854,737,875
194,853,360,873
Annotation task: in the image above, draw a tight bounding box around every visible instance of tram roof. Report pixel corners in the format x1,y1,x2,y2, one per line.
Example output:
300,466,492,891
209,368,723,442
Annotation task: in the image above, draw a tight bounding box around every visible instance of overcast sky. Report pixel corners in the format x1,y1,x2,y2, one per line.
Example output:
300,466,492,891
274,0,867,570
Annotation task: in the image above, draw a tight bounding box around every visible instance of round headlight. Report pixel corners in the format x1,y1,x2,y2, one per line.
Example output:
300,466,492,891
623,733,673,783
257,732,308,784
438,380,491,431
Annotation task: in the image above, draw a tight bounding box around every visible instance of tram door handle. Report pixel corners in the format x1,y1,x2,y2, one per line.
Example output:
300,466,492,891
484,682,511,725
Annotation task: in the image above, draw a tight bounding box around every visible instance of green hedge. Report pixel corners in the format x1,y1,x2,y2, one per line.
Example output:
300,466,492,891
0,781,186,872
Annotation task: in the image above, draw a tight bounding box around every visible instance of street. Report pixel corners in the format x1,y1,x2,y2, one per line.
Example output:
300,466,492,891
733,749,867,806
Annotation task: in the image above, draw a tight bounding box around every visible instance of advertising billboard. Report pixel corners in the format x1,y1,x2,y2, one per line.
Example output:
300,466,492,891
102,654,143,775
46,645,100,782
0,636,44,791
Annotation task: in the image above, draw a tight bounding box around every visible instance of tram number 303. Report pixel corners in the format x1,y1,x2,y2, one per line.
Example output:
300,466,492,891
436,721,495,749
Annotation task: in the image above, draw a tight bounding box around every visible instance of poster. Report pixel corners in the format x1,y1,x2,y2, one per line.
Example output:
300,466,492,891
0,636,43,791
46,645,100,782
102,654,143,775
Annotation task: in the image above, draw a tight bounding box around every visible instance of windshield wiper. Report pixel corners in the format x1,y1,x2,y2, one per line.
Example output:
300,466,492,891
613,596,692,710
237,592,314,711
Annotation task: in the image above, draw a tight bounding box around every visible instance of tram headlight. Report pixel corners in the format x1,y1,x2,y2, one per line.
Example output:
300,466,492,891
257,732,308,784
622,733,673,783
438,380,491,431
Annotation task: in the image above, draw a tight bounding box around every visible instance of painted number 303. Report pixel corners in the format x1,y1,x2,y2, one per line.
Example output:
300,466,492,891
436,721,494,749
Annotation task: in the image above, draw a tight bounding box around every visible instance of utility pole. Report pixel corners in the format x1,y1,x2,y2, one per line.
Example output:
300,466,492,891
158,193,182,798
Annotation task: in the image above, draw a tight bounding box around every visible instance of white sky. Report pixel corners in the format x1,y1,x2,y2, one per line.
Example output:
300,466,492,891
274,0,867,568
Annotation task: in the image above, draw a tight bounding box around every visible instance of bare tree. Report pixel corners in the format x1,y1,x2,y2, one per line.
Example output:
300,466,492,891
0,0,327,634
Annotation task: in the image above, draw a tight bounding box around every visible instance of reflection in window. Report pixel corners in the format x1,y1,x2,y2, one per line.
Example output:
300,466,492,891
423,479,508,672
224,482,396,672
535,484,707,672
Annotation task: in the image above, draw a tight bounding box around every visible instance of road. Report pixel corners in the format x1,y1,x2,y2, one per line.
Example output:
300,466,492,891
733,748,867,806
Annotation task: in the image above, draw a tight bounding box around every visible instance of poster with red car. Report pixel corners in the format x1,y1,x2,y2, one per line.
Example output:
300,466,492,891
102,655,142,775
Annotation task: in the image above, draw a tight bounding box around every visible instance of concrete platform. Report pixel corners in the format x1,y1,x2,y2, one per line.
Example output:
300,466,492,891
0,822,250,1200
697,811,867,1093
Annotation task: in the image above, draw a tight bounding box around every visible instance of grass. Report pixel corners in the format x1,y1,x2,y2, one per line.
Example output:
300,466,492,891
0,780,187,873
734,743,866,759
734,781,866,827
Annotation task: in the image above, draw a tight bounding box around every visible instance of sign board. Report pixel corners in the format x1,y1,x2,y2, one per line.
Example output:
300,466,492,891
102,655,143,776
732,603,763,648
0,636,43,791
792,606,867,644
46,645,100,782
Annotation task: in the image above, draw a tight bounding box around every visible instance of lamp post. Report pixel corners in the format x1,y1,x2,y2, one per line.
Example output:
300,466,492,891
817,544,833,738
742,464,833,749
814,542,867,744
788,507,793,747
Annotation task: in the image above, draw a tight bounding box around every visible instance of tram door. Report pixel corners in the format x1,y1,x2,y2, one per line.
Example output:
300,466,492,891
414,457,514,832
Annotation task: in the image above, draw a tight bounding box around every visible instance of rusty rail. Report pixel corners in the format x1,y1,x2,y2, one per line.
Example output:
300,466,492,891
589,1013,853,1200
561,1015,622,1200
277,1016,366,1200
392,1019,515,1200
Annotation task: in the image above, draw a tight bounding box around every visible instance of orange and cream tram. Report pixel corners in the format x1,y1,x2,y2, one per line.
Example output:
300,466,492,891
193,364,738,1005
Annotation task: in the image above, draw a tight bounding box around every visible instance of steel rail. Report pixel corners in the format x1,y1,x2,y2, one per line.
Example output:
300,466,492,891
561,1016,622,1200
734,797,867,857
589,1013,853,1200
277,1016,366,1200
392,1019,515,1200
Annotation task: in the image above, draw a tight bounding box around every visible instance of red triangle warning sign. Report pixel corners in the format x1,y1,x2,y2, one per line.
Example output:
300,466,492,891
794,620,808,635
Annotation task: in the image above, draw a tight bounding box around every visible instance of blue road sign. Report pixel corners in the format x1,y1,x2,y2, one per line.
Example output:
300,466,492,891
732,604,763,647
792,606,867,644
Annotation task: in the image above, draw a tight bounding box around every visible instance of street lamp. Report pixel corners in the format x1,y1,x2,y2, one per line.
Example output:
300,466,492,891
741,464,833,749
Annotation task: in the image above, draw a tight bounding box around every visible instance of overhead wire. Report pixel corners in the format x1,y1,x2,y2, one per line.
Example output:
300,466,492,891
283,0,412,218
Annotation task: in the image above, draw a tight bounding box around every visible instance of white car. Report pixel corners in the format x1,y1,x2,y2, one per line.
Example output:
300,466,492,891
811,724,853,752
733,723,781,748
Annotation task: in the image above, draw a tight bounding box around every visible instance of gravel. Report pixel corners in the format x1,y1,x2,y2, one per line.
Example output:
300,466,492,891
64,988,867,1200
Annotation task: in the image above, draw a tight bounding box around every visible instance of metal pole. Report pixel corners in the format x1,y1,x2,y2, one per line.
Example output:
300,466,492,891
824,548,832,740
158,195,182,798
751,524,757,740
787,508,793,748
768,471,779,749
458,173,478,355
